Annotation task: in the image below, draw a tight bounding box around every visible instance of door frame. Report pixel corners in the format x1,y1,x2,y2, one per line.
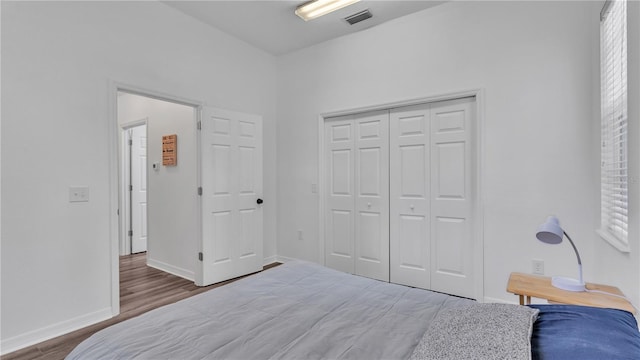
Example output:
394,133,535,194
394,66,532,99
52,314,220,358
119,119,148,256
108,81,202,316
317,88,485,301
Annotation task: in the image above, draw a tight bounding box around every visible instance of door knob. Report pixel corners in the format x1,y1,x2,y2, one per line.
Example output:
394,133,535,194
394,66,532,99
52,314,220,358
257,198,264,204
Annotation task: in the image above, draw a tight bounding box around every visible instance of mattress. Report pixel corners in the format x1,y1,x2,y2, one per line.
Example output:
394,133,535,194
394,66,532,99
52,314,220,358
67,261,475,359
67,261,639,359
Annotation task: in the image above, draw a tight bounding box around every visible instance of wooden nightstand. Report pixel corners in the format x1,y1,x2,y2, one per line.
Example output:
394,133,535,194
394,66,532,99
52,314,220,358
507,272,635,314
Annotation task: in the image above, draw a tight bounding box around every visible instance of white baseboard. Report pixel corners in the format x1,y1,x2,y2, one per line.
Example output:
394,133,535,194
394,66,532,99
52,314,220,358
483,296,548,305
147,258,194,281
263,255,278,266
483,296,518,304
275,255,299,263
0,307,112,355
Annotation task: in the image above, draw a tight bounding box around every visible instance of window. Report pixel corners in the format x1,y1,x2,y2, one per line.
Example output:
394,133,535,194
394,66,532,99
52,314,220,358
599,0,628,250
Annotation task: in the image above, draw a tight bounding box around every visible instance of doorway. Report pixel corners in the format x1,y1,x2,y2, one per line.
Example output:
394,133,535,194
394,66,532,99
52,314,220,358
114,88,200,316
110,85,265,316
117,90,198,270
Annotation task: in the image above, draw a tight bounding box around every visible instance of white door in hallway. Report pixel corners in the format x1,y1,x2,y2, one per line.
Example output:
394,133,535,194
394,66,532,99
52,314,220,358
130,124,148,254
198,107,263,286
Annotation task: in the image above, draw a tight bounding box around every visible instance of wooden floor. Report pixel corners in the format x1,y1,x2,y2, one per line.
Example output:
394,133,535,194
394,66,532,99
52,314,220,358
2,253,279,360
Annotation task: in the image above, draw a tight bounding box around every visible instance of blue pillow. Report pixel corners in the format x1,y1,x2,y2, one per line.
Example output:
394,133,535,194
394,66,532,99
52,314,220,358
529,304,640,360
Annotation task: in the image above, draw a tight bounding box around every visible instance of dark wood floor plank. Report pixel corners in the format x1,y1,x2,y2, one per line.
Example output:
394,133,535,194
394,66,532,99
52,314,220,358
1,253,280,360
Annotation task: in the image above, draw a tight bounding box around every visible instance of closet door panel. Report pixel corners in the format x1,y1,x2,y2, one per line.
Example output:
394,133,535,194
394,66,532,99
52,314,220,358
390,104,431,289
430,98,475,299
434,142,466,199
354,111,389,282
325,116,356,274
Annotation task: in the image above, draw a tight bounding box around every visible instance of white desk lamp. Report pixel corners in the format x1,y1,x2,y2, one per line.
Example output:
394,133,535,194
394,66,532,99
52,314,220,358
536,216,586,292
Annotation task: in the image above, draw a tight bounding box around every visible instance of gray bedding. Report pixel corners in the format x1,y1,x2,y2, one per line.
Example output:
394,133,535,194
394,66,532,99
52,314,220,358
409,303,539,360
67,261,514,359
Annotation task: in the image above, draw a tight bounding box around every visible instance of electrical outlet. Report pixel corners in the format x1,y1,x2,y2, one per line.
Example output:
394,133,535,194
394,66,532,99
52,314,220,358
532,259,544,275
297,230,304,241
69,186,90,202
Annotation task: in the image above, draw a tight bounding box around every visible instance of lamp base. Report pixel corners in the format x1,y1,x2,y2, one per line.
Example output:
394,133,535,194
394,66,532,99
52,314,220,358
551,276,586,292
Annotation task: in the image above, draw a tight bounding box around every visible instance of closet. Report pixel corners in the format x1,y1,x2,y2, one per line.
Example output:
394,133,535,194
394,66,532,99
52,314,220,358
324,97,476,299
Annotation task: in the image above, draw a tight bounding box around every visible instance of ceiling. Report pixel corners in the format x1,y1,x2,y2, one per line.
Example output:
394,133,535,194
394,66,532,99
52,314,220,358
163,1,445,56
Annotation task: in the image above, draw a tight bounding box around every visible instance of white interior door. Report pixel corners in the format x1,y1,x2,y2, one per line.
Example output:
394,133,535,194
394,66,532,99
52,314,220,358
199,106,263,286
354,111,389,281
324,111,389,282
429,98,475,298
130,124,148,254
390,98,475,297
325,115,356,274
390,104,431,289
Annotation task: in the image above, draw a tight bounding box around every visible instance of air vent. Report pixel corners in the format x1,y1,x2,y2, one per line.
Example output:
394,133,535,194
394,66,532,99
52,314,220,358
344,9,372,25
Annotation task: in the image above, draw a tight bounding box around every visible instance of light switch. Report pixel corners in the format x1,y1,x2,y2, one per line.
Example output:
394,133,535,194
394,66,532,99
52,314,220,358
69,187,89,202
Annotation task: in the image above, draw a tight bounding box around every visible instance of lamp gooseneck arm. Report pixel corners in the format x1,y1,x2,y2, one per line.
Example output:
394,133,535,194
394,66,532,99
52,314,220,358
563,231,581,265
564,231,583,285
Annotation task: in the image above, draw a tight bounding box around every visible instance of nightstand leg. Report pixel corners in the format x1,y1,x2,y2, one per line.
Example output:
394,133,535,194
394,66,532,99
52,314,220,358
517,295,532,305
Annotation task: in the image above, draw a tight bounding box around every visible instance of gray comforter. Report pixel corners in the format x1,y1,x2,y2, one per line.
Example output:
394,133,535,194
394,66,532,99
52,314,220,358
67,261,492,359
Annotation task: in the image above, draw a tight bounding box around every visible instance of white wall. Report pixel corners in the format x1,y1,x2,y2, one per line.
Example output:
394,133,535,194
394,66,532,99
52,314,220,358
276,1,624,304
1,1,277,353
118,93,197,280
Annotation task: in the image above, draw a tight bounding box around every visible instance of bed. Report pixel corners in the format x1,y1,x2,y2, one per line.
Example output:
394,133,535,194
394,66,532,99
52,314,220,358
67,261,640,360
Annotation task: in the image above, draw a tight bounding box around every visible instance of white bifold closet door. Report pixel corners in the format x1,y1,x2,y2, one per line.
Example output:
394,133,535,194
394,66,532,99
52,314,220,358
324,97,476,299
390,98,475,299
325,110,389,282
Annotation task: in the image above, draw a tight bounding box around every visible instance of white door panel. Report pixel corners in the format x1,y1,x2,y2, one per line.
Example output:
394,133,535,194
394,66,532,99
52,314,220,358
325,111,389,281
390,104,431,289
434,216,467,275
429,98,474,298
325,117,355,274
354,111,389,282
434,142,466,199
131,124,148,254
390,98,475,298
199,107,263,286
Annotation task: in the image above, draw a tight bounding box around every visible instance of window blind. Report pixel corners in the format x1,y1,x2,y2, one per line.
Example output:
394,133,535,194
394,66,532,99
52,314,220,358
600,0,628,245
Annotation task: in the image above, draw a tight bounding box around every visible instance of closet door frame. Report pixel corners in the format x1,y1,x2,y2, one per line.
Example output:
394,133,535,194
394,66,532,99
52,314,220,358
317,89,485,301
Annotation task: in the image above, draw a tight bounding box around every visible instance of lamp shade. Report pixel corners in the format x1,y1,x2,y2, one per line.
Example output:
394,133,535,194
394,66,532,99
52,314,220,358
536,216,563,244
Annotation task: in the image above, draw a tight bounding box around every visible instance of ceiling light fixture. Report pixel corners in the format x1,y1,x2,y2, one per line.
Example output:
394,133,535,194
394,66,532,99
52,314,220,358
295,0,361,21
